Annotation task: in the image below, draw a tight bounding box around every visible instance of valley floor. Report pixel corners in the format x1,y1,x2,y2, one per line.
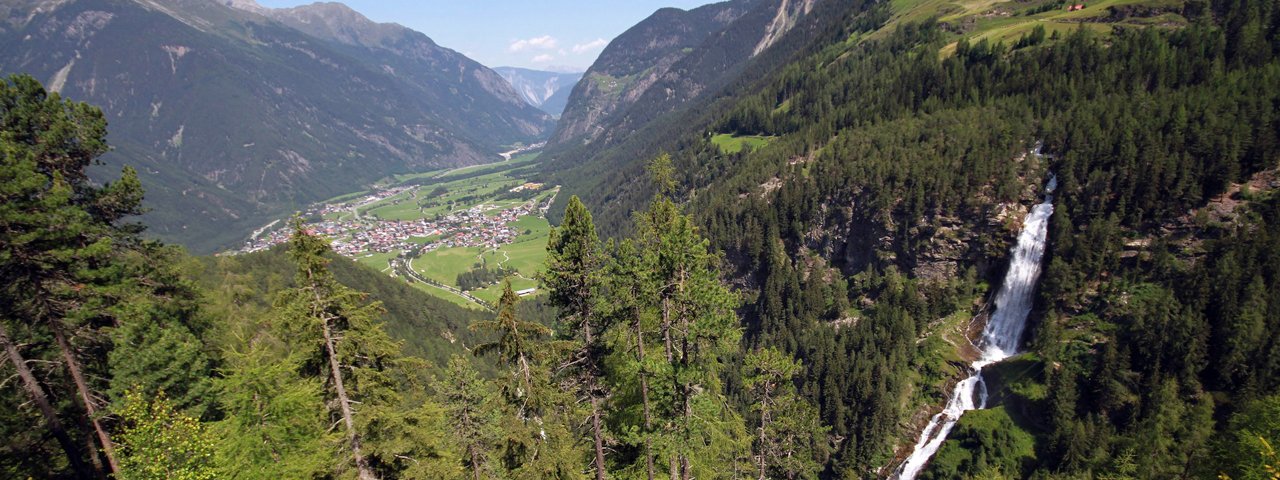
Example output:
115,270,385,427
229,153,556,310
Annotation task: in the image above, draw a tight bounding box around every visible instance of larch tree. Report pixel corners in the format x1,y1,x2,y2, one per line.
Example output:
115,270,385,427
210,323,333,479
278,218,431,480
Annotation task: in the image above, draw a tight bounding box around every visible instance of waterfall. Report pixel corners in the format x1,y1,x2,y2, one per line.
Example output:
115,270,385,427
894,172,1056,480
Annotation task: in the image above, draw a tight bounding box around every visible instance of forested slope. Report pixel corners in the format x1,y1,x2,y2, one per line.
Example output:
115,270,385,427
193,247,488,367
546,0,1280,475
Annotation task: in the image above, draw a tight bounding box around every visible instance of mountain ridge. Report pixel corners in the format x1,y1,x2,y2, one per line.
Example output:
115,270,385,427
545,0,760,148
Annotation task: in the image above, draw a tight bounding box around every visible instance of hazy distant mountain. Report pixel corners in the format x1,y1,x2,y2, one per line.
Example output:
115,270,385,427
0,0,553,253
493,66,583,116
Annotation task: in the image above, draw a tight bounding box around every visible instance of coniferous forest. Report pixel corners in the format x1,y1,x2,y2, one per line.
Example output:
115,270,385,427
3,0,1280,478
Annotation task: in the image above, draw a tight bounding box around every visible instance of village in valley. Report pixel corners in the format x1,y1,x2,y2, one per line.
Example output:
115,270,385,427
231,151,557,309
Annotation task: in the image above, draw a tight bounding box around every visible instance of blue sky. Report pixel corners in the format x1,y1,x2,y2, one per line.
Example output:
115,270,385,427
256,0,718,71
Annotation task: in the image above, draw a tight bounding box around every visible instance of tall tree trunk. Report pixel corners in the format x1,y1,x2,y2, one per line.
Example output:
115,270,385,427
758,387,771,480
322,318,376,480
635,316,655,480
590,395,607,480
680,392,692,480
51,326,119,476
584,322,608,480
83,430,105,474
469,444,481,480
661,299,674,363
0,324,95,478
661,297,679,480
677,267,691,480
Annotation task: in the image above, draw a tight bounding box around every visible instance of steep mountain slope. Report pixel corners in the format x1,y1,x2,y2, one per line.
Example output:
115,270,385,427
492,66,583,116
251,2,551,136
544,0,762,148
541,0,848,233
0,0,552,253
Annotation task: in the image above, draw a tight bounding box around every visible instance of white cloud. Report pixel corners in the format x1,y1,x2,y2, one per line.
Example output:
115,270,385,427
509,35,558,52
531,54,555,63
571,38,608,54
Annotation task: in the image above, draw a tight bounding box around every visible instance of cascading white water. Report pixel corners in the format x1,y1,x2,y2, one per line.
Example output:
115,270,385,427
894,172,1056,480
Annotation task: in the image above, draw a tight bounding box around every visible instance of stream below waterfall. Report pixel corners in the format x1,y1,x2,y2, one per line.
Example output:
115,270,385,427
893,172,1057,480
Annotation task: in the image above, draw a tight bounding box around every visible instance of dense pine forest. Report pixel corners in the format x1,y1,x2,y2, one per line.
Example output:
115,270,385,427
3,0,1280,478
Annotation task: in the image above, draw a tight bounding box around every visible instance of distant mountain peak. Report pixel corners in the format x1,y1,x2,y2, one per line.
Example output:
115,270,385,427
493,67,583,116
221,0,266,15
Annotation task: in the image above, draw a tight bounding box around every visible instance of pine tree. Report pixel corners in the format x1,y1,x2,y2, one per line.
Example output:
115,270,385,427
744,347,828,480
106,244,214,419
629,154,749,479
0,73,153,477
544,195,609,479
601,238,663,479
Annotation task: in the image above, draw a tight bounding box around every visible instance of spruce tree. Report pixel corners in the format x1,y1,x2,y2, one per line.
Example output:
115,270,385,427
470,282,553,418
470,282,582,479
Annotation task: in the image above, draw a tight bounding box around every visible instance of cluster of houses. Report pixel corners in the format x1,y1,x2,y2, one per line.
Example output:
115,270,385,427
236,195,539,258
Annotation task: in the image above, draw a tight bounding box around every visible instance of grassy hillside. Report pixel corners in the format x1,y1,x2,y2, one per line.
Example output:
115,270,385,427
877,0,1190,51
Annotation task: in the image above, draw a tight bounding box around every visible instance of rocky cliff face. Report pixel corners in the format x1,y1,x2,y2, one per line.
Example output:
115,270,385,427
0,0,552,253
